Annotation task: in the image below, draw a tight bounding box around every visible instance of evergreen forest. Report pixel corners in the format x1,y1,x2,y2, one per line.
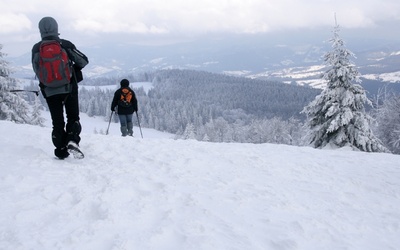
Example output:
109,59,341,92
24,69,320,145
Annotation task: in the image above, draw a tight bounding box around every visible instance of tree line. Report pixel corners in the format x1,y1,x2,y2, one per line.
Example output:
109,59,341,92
2,29,400,153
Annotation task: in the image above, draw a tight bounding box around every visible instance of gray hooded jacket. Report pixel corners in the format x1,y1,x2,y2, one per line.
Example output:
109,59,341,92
38,16,59,39
32,17,89,97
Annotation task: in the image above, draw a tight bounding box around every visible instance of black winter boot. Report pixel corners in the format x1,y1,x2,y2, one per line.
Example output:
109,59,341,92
67,141,84,159
55,147,69,159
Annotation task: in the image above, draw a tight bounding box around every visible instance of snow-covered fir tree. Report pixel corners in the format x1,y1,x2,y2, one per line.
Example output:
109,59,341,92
0,44,31,124
302,24,387,152
31,94,45,127
372,90,400,154
182,123,196,140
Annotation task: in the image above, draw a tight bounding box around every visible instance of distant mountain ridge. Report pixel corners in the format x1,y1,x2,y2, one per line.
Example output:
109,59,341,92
8,35,400,93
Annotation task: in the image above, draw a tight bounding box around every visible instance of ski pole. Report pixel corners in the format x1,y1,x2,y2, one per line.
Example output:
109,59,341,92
136,111,143,138
10,89,40,96
106,111,114,135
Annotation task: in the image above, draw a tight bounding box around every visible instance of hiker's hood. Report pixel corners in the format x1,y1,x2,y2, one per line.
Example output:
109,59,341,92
38,17,59,39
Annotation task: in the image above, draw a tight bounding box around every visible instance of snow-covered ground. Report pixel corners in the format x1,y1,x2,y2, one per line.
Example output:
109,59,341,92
363,71,400,83
1,114,400,250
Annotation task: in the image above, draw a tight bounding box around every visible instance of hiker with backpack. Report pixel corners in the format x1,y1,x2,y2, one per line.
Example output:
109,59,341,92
111,79,138,137
31,17,89,159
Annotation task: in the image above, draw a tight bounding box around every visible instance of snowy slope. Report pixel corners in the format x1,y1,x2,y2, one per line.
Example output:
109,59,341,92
1,117,400,250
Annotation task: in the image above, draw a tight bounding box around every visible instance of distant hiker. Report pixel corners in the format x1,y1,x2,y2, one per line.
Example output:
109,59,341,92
31,16,89,159
111,79,138,136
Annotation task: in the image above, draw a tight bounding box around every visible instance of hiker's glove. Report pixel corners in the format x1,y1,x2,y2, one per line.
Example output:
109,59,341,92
73,64,83,71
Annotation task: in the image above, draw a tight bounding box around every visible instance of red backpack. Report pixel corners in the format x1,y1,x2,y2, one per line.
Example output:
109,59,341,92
38,40,71,87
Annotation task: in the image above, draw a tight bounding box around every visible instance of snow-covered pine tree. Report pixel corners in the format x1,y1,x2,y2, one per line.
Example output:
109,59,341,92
372,91,400,154
182,123,196,140
0,44,31,124
31,95,45,127
301,24,388,152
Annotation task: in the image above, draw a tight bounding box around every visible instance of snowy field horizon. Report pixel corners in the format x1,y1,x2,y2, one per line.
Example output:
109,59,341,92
1,113,399,250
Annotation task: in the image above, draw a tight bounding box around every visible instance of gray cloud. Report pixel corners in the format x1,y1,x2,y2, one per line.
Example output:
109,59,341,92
1,0,400,56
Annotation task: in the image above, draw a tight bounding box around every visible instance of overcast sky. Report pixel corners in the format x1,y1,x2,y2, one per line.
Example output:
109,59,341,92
1,0,400,56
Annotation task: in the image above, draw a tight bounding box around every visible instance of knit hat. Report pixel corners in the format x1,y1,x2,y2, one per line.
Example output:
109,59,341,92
120,79,129,87
38,17,59,38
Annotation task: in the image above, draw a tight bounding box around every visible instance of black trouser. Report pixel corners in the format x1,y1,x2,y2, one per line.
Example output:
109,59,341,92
46,91,81,149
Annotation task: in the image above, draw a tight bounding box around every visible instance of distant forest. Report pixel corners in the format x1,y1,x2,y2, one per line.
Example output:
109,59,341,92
27,69,321,144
